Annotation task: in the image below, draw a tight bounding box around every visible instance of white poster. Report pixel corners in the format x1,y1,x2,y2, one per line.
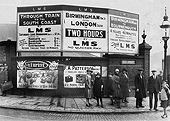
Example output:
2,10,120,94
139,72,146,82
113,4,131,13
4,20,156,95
17,60,58,89
109,10,139,54
64,66,100,88
63,11,108,52
17,12,61,51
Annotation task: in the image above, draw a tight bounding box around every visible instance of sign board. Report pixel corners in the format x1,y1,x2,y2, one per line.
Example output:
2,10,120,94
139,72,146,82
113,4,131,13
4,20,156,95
63,7,108,52
17,7,62,51
121,60,136,65
109,9,139,54
17,60,58,89
64,66,100,88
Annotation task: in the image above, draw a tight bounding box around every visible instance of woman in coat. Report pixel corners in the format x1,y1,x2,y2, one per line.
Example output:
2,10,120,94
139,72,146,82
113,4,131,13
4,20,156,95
120,68,130,103
85,69,93,107
93,73,104,108
111,69,122,108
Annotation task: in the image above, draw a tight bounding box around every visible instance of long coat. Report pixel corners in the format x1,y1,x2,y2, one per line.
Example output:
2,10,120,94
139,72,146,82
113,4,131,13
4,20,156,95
134,74,146,98
120,73,129,97
111,74,122,98
85,74,92,98
93,77,104,98
147,75,161,94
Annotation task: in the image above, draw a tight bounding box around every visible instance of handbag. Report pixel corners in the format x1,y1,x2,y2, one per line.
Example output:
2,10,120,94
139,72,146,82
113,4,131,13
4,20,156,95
1,81,13,91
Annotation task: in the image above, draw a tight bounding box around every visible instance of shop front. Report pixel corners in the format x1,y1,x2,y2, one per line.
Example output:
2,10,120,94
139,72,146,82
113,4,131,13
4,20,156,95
9,54,148,97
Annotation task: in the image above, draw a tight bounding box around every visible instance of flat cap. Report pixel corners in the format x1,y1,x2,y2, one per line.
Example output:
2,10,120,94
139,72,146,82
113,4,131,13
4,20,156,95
122,68,127,72
137,68,144,71
151,70,156,72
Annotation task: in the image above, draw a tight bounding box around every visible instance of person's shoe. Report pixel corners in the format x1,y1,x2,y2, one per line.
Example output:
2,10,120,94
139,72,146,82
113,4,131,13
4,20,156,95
96,104,99,107
140,105,145,108
136,106,139,108
101,105,104,108
149,108,152,111
154,108,158,111
86,104,90,107
89,103,92,106
161,114,168,118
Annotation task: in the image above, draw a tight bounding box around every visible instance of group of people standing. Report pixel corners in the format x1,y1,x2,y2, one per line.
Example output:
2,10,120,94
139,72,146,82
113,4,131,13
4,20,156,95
85,69,104,108
84,67,170,118
108,68,130,109
84,68,130,109
135,68,170,119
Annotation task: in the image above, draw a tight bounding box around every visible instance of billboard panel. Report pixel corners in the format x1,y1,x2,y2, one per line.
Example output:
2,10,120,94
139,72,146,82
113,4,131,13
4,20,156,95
63,10,108,52
109,9,139,54
64,66,100,88
17,60,58,89
17,11,61,51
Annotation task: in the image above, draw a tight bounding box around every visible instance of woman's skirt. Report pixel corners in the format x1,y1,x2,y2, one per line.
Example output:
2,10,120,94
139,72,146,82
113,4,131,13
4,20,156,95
161,100,169,108
85,88,92,99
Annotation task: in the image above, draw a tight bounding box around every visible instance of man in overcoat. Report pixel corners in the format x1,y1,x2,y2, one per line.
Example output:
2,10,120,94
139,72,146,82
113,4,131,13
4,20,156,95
147,70,161,111
134,68,147,108
120,68,130,103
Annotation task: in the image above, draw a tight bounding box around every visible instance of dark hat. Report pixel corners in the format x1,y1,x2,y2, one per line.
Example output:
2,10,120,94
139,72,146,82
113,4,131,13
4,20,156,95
151,70,156,72
122,68,127,72
137,68,144,71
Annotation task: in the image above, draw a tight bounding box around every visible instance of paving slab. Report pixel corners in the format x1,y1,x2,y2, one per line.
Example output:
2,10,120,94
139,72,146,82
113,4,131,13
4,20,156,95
0,95,168,114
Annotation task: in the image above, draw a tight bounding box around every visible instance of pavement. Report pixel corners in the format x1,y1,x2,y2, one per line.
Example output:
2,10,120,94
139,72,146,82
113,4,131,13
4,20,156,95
0,95,169,114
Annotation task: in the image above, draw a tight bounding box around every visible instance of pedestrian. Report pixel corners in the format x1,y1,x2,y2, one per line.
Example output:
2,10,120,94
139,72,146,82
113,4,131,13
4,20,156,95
0,66,8,96
147,70,161,111
85,69,93,107
1,80,7,96
157,70,163,85
108,73,115,105
157,70,163,106
93,72,104,108
167,72,170,87
120,68,130,103
112,69,122,109
134,68,147,108
160,80,170,118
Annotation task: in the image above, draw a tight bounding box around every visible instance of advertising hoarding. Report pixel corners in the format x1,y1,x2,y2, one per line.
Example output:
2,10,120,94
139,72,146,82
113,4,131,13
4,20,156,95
109,9,139,54
17,11,61,51
17,60,58,89
63,9,108,52
64,66,100,88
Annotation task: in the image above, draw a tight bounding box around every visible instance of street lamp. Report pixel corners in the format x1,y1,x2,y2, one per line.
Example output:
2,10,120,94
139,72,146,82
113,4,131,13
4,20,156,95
160,7,170,81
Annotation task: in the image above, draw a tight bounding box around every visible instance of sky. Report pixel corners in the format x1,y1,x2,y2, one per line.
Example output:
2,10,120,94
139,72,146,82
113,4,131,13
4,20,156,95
0,0,170,74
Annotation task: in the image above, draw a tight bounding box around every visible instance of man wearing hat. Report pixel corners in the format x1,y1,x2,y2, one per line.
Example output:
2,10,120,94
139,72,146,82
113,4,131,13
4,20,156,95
147,70,161,111
134,68,147,108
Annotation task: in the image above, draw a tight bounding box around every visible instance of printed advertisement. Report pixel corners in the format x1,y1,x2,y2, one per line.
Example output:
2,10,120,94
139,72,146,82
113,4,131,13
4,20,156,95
109,10,139,54
64,66,100,88
17,12,61,51
63,11,108,52
17,60,58,89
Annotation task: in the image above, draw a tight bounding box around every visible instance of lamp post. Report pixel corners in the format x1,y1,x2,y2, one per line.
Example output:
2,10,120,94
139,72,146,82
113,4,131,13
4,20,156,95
160,7,170,81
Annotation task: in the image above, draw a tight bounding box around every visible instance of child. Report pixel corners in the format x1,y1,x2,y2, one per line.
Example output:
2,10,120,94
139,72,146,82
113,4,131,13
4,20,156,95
160,80,170,118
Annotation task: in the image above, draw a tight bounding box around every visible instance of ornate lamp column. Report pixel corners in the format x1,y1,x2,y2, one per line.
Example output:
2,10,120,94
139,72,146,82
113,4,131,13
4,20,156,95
160,7,170,81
